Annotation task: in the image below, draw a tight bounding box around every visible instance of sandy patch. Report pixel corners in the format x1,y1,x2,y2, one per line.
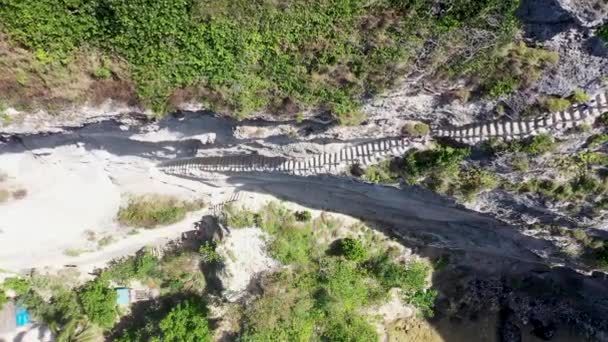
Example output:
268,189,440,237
216,227,278,301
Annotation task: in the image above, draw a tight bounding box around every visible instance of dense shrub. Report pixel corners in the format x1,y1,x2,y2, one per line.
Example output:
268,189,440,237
363,161,398,184
599,112,608,126
102,252,161,284
457,167,498,201
544,97,571,112
403,146,470,185
199,242,224,264
2,277,31,296
364,254,429,292
0,0,523,119
321,313,378,342
294,210,312,222
571,89,591,104
596,246,608,268
268,223,314,265
335,238,368,261
521,134,556,155
598,24,608,42
157,300,211,342
78,279,117,329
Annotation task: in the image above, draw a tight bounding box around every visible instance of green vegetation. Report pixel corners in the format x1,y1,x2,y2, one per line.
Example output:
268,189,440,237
63,248,86,257
516,173,607,203
480,42,559,98
2,277,31,296
402,145,497,200
403,145,470,186
233,203,436,340
223,203,257,228
544,97,571,112
294,210,312,222
0,0,522,120
457,167,498,201
588,134,608,149
78,279,118,328
599,112,608,126
117,195,204,228
12,202,437,341
102,251,162,284
335,238,368,261
509,154,529,172
402,122,430,137
571,89,591,104
156,300,212,342
360,144,497,201
199,241,224,264
363,161,399,184
521,134,557,155
489,133,557,156
598,24,608,42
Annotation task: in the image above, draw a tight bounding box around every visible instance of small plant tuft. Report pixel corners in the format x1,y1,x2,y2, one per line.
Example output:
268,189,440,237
543,97,571,112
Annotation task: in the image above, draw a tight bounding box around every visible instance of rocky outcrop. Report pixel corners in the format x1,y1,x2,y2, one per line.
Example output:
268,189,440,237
557,0,608,27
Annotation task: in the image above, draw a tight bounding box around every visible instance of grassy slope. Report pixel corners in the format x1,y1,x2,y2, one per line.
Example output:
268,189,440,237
0,0,519,121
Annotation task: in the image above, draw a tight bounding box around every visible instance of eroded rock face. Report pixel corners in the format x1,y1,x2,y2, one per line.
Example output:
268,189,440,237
517,0,574,25
556,0,608,27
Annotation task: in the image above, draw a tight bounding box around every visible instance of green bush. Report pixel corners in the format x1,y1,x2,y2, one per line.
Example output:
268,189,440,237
457,167,498,201
543,97,571,112
321,313,378,342
406,289,438,318
2,277,31,296
571,89,590,104
78,279,117,329
509,154,529,172
598,112,608,126
363,162,398,184
117,195,203,228
336,238,367,261
223,204,257,228
294,210,312,222
572,173,601,196
199,242,224,264
0,290,7,307
598,24,608,42
588,134,608,149
521,134,556,155
403,146,470,185
365,254,428,292
487,77,519,98
93,67,112,80
156,300,211,342
596,246,608,268
102,252,161,284
268,224,314,265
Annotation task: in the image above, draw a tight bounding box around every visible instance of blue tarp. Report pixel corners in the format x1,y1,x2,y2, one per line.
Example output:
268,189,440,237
116,288,130,305
15,305,29,327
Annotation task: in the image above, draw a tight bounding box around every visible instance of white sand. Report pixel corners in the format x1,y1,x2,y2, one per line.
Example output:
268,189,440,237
216,227,278,301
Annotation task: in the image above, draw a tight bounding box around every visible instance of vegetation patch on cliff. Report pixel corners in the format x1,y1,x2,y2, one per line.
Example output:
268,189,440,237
0,0,522,120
